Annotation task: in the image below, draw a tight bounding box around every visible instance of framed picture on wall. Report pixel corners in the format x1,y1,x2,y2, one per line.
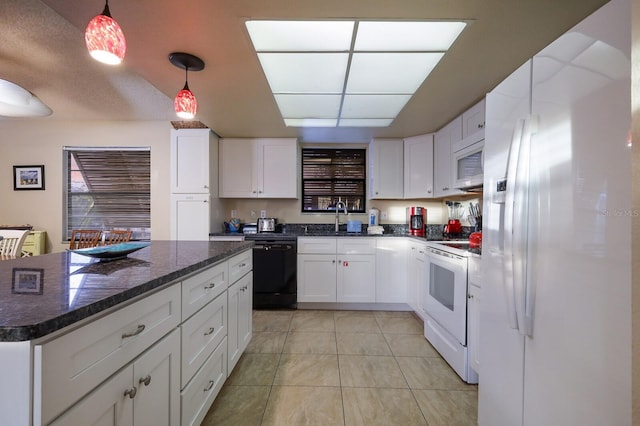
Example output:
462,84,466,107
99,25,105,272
13,165,45,190
12,268,44,294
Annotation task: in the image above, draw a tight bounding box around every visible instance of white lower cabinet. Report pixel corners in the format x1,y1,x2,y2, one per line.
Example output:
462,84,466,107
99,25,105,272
37,285,182,425
467,255,482,375
375,238,408,303
34,248,253,426
336,254,375,302
297,237,375,303
51,328,180,426
181,338,227,426
227,271,253,373
181,293,227,388
297,254,337,302
407,240,427,314
468,283,480,375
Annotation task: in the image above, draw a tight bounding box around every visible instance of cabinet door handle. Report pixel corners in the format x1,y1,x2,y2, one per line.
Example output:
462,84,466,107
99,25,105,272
332,259,336,263
238,263,246,267
122,324,145,339
204,327,215,336
139,375,151,386
204,380,215,392
204,282,216,289
478,123,485,129
124,387,137,399
427,189,432,194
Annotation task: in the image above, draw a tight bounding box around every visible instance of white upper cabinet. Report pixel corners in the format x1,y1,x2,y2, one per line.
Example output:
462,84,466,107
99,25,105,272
369,139,404,199
462,99,486,138
219,138,297,198
434,117,464,198
403,133,434,199
171,128,216,194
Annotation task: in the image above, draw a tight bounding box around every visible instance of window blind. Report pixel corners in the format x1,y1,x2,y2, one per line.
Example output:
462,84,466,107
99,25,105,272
64,147,151,240
301,148,366,213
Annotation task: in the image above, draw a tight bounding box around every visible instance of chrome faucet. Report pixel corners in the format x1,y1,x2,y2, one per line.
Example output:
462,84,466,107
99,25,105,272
335,200,347,232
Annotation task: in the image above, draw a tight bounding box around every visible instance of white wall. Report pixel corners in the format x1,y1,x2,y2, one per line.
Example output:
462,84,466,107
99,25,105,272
0,119,173,252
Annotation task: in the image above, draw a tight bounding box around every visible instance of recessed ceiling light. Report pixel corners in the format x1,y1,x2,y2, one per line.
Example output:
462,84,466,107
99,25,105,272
246,19,467,128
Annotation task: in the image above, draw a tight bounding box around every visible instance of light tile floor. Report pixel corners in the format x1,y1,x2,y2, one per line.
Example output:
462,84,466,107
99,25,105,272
202,309,477,426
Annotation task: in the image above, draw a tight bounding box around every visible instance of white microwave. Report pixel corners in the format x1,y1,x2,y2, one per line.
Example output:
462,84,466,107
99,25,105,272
452,132,484,190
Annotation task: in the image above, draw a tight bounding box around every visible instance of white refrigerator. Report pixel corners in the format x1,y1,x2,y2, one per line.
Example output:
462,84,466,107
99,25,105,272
479,0,632,424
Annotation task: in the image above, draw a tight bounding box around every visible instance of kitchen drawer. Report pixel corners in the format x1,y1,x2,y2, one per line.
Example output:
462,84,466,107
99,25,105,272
182,261,228,320
36,284,181,425
298,237,337,254
337,237,376,255
228,249,252,284
181,337,227,426
181,292,227,388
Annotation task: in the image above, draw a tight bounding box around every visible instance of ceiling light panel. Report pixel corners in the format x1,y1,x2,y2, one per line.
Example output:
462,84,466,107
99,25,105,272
355,21,467,51
257,53,348,93
246,19,467,128
341,94,412,118
339,118,394,127
346,52,445,94
274,94,342,118
246,21,354,51
284,118,337,127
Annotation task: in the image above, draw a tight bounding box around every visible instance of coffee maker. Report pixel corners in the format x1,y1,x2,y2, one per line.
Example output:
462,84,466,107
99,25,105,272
407,206,426,237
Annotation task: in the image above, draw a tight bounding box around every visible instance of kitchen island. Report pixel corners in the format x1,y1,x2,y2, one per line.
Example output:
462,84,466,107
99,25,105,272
0,240,254,425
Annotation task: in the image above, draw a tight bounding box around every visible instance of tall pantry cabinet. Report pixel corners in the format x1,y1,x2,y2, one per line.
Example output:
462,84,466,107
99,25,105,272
170,128,221,240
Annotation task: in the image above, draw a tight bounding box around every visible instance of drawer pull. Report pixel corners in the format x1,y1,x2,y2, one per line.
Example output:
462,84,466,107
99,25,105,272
238,262,246,267
204,282,216,289
139,375,151,386
124,387,137,399
204,327,215,336
204,380,215,392
122,324,145,338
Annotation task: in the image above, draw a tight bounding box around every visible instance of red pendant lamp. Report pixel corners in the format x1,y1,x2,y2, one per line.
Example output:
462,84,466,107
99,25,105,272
85,0,126,65
169,52,205,119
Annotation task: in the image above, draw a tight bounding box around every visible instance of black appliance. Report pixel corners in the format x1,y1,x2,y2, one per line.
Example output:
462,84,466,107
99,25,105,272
249,235,297,309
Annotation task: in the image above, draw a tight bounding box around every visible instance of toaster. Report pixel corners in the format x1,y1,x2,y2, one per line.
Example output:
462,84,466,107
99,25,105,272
257,217,277,232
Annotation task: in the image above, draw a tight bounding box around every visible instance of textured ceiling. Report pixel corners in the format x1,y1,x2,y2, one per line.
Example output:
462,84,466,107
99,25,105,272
0,0,608,142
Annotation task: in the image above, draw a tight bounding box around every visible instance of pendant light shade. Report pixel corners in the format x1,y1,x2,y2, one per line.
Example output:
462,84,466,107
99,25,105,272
169,52,205,119
85,1,126,65
174,82,198,119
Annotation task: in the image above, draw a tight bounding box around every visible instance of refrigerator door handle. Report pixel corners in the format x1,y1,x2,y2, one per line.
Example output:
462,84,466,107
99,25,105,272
503,118,526,330
512,117,534,337
521,114,539,337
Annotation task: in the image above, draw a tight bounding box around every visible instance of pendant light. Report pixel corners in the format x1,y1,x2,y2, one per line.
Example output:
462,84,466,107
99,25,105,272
169,52,205,119
85,0,126,65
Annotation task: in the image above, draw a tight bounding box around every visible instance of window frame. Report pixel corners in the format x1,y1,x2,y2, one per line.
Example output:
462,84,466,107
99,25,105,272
62,146,151,241
301,147,367,214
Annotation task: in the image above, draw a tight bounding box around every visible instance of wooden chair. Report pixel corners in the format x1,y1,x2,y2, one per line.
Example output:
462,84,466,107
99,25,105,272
0,230,30,257
69,229,102,250
103,230,132,245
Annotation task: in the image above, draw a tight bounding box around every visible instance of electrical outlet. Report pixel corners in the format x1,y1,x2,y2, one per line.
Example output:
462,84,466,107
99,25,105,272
381,210,389,220
250,210,257,218
260,210,267,218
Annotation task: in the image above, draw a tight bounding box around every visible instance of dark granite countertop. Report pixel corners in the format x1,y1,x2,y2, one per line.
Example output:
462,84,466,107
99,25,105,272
0,240,253,342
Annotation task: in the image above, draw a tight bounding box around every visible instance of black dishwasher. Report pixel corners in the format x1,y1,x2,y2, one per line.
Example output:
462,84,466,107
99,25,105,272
251,237,297,309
